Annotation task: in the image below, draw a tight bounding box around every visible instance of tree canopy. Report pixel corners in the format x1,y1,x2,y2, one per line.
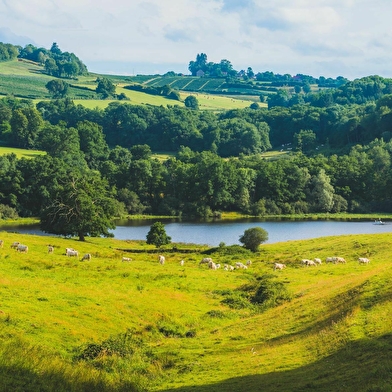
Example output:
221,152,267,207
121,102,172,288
40,169,117,241
239,227,269,252
146,222,171,248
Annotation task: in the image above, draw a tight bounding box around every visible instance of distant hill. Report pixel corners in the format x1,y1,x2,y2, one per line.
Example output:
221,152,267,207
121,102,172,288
0,59,261,110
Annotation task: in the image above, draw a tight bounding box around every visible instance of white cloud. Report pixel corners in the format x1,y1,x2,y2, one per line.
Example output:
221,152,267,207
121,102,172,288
0,0,392,79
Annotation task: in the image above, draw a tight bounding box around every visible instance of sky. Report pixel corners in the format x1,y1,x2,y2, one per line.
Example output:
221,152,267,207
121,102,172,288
0,0,391,80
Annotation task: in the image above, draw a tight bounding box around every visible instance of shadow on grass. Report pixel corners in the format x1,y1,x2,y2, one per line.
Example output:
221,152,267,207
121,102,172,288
0,364,139,392
161,334,392,392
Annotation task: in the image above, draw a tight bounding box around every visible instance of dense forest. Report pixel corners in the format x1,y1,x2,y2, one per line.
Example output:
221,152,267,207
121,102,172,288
1,90,392,225
0,45,392,234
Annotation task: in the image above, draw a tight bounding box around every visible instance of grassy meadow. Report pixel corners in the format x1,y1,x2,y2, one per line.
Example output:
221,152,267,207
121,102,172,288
0,59,259,111
0,229,391,391
0,146,46,159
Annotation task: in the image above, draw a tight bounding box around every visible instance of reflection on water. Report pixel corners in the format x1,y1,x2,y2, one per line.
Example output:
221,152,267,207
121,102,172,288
1,219,391,247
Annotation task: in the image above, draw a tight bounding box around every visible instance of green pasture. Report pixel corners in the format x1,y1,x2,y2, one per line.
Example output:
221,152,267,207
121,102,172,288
179,92,262,111
0,146,45,159
0,60,268,111
0,230,390,391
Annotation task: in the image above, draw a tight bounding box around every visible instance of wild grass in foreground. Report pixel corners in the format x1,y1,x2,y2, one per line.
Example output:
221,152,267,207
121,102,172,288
0,231,390,391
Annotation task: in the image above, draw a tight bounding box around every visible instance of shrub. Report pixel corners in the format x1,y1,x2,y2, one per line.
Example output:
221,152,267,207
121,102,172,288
250,274,292,308
0,204,18,219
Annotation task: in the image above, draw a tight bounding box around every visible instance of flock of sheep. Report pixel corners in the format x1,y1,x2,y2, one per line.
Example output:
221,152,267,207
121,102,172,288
0,239,371,272
273,256,370,271
0,240,92,261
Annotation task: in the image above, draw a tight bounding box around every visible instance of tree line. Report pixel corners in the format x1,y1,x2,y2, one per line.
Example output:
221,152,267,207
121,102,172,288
16,42,87,78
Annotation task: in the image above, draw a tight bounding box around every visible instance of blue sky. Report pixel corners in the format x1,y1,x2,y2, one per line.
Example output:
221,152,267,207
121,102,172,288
0,0,391,79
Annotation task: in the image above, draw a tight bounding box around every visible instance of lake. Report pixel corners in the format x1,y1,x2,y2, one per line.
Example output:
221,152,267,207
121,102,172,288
112,218,392,246
3,218,391,246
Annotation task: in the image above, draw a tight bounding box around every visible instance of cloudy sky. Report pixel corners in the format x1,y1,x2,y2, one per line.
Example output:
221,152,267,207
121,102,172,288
0,0,391,80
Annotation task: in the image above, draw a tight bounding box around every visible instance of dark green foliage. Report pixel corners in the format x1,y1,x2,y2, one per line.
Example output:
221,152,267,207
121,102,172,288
39,169,117,241
239,227,268,252
0,204,18,219
250,274,292,308
45,79,69,98
219,274,291,311
0,43,19,61
96,77,116,99
184,95,199,110
146,222,171,248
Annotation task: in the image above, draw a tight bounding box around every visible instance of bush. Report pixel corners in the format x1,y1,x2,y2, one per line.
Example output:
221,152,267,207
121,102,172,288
250,274,292,308
0,204,18,219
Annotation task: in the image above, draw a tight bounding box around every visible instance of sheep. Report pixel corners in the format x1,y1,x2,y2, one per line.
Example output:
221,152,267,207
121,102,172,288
81,253,91,261
0,239,3,248
16,244,28,253
122,256,132,262
200,257,212,265
314,258,322,265
66,248,78,257
48,245,54,254
10,241,20,249
158,255,165,265
358,257,370,264
209,261,217,270
180,259,185,266
246,260,252,266
273,262,286,270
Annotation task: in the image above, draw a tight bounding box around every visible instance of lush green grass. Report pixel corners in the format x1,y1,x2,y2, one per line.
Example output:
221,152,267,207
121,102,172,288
0,229,391,391
0,60,262,111
0,146,46,159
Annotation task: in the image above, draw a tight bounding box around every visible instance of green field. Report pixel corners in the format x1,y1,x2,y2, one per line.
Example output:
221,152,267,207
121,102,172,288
0,59,265,111
0,229,390,391
0,146,46,159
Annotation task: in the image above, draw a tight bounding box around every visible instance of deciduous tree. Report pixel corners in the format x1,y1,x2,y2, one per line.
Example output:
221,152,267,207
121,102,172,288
146,222,171,248
239,227,268,252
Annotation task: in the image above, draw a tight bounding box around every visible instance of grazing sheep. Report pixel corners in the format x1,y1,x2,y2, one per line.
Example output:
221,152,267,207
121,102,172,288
358,257,370,264
10,241,20,249
235,262,245,269
0,239,3,248
273,262,286,270
122,256,132,262
180,259,185,266
66,248,78,257
200,257,212,265
16,244,28,253
246,260,252,266
158,255,165,265
81,253,91,261
314,258,322,265
48,245,54,254
209,261,217,270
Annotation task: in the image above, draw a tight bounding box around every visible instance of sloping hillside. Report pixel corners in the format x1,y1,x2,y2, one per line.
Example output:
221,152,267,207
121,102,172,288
0,59,261,110
0,230,390,391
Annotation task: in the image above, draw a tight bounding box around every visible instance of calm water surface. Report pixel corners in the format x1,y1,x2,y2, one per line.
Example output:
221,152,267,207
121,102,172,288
112,219,392,246
2,219,391,247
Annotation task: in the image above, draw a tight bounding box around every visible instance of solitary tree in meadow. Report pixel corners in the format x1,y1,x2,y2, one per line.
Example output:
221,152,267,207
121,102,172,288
146,222,171,248
184,95,199,110
239,227,268,252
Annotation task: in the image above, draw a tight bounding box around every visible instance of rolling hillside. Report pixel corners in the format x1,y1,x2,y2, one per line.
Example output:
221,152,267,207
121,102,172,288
0,59,265,111
0,229,390,391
